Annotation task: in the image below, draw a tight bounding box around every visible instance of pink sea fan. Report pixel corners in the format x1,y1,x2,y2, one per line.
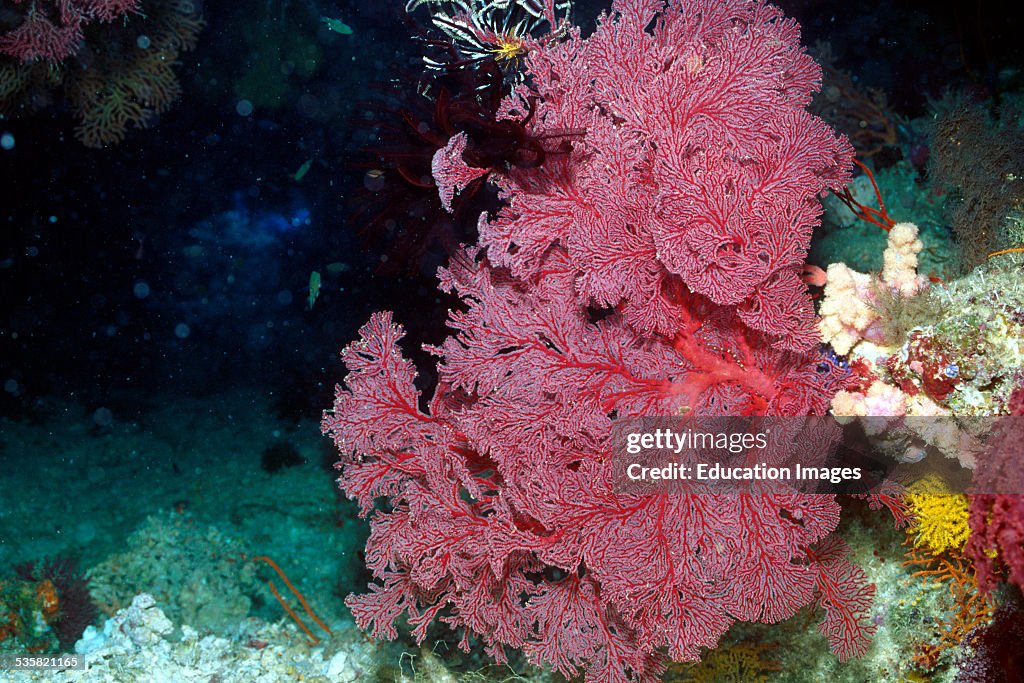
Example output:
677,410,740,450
0,0,140,63
324,248,869,681
432,132,489,212
478,0,852,350
325,1,870,680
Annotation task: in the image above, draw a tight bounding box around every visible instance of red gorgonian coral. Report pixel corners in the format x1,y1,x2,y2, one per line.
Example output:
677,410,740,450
473,0,853,352
324,1,870,680
0,0,139,62
0,0,203,146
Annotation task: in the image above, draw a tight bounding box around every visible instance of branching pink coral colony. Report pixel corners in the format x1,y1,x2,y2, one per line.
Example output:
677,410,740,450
323,0,874,680
0,0,140,63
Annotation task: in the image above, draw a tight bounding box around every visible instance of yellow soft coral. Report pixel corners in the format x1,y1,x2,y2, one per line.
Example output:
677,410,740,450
905,476,970,555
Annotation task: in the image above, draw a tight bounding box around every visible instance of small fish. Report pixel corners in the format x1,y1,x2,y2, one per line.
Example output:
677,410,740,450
292,158,313,182
320,16,353,35
325,261,350,274
307,270,321,310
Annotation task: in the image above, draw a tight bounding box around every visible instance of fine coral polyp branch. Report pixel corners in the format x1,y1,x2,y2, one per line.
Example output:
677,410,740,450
251,556,333,644
834,159,896,232
987,246,1024,258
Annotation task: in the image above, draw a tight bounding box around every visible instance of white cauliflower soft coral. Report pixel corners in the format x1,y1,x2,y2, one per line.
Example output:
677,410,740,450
818,262,877,355
881,222,925,296
818,222,926,354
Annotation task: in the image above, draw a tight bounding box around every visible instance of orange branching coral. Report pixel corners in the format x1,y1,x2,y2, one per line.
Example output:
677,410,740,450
989,246,1024,258
903,542,995,671
0,0,204,146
